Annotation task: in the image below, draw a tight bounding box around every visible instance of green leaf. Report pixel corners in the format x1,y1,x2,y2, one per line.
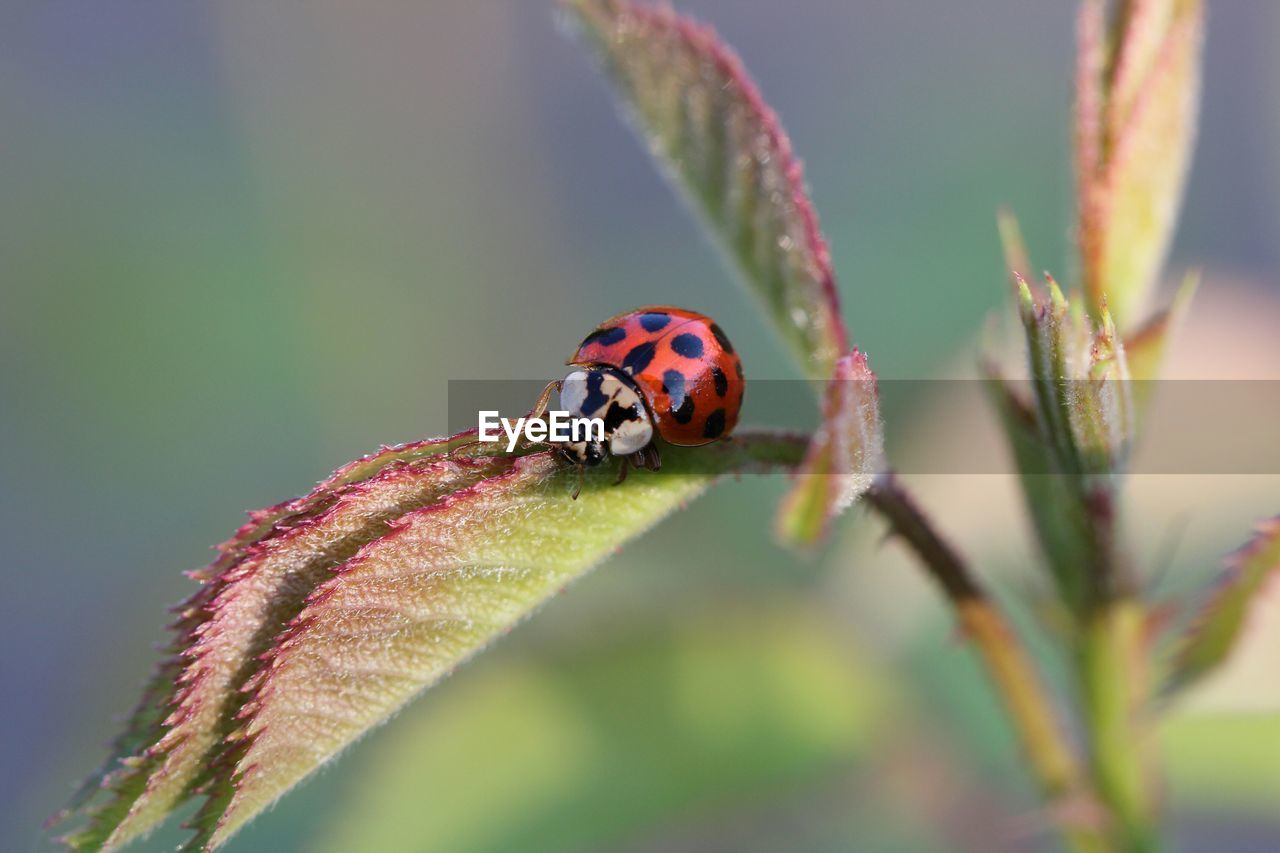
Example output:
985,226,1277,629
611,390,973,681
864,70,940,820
123,457,515,851
1015,274,1083,475
996,207,1033,286
996,277,1139,614
1076,0,1204,328
1122,268,1197,421
59,432,807,850
775,350,884,548
564,0,848,380
566,0,878,549
1012,276,1134,480
982,367,1096,616
1165,517,1280,695
54,433,481,850
200,437,802,848
1073,304,1134,475
308,599,894,853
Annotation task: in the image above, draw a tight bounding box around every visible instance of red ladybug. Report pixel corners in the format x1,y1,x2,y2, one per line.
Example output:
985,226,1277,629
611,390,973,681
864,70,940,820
555,306,744,473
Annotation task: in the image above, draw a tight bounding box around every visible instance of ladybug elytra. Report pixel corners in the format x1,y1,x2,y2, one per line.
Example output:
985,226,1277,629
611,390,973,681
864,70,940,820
555,306,744,473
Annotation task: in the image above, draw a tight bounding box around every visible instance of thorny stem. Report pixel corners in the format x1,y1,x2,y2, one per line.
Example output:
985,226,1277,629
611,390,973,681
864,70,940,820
865,471,1104,852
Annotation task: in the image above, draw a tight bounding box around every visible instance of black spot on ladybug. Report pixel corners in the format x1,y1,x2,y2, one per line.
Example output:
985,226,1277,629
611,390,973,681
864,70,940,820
603,400,641,432
661,369,686,409
639,312,671,332
671,394,695,425
568,440,604,466
709,323,734,354
670,333,703,359
581,326,626,349
621,341,656,374
581,370,609,416
710,366,728,397
735,359,744,380
703,408,726,439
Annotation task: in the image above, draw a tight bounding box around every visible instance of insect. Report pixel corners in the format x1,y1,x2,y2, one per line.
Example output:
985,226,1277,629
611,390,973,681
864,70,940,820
542,306,745,492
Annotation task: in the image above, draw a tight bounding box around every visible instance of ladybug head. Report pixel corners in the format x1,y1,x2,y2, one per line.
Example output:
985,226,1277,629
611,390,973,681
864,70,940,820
557,366,654,465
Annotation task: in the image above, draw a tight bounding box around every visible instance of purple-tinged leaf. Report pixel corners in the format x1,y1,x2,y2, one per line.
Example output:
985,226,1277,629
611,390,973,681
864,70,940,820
565,0,882,546
1076,0,1204,328
195,434,482,583
59,431,808,850
106,455,513,851
194,436,804,848
775,351,884,548
1166,518,1280,695
565,0,849,380
55,433,488,850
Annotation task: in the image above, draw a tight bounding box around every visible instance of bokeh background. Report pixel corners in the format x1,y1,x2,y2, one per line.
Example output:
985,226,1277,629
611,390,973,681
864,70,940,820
3,2,1279,850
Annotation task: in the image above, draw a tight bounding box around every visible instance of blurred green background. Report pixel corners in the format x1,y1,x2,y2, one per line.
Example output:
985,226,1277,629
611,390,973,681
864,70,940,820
3,2,1279,850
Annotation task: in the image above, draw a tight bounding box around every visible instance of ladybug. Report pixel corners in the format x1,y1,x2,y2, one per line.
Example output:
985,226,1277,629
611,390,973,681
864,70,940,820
554,306,744,477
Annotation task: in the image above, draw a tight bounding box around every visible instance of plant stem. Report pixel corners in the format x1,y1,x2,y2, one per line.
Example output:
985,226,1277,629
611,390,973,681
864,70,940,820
865,471,1103,851
1075,486,1159,850
1078,599,1156,850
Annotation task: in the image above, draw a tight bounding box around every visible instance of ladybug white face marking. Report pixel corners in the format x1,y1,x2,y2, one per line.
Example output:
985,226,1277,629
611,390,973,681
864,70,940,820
559,367,654,464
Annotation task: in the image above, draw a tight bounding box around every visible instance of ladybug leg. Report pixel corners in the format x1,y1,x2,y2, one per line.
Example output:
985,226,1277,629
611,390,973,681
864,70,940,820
630,444,662,472
571,463,585,501
613,456,630,487
527,379,561,421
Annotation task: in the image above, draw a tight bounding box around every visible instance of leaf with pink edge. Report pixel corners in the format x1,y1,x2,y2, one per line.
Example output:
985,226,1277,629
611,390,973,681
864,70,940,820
58,432,808,851
1076,0,1204,327
564,0,848,380
775,351,884,548
54,433,482,851
193,435,804,849
1165,518,1280,695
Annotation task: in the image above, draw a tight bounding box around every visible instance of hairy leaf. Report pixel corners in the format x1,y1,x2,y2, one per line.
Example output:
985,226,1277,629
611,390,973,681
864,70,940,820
1000,276,1139,613
565,0,848,380
195,433,485,583
116,456,512,850
1013,275,1134,479
775,351,884,547
983,368,1096,616
1016,275,1084,475
56,433,481,850
1166,517,1280,694
60,432,806,850
1076,0,1204,327
199,436,803,848
565,0,879,548
1073,304,1134,475
311,600,893,852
